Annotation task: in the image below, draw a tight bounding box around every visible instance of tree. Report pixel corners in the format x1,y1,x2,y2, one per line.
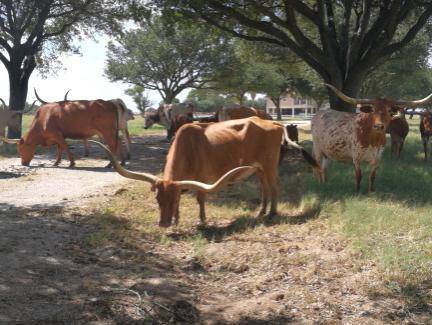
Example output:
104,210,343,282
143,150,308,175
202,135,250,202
157,1,432,111
125,86,153,113
0,0,123,138
105,16,232,104
186,88,233,112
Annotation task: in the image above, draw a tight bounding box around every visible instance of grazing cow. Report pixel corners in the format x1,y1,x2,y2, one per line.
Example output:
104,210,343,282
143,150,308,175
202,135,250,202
217,104,272,121
420,110,432,161
83,100,135,159
13,93,124,167
92,116,320,227
143,103,194,140
387,107,409,158
312,84,432,192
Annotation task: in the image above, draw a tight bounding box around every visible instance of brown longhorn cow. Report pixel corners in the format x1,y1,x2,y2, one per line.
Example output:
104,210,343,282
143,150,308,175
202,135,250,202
92,116,320,227
387,107,409,158
83,99,135,159
420,110,432,161
12,92,124,167
312,84,432,192
217,104,272,121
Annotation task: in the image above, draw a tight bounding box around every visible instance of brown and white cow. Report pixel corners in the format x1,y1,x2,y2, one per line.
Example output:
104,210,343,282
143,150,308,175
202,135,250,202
420,110,432,161
13,97,124,167
143,103,194,140
92,116,320,227
83,99,135,159
312,84,432,192
387,107,409,158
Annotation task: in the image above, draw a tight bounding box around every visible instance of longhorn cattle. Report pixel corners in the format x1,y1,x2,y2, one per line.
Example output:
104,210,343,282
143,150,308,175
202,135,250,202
93,116,320,227
15,93,124,167
420,110,432,161
144,103,194,140
83,99,135,159
387,107,409,158
312,84,432,192
217,104,272,121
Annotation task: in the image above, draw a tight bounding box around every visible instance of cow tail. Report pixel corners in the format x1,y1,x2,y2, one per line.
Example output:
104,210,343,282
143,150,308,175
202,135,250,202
281,125,320,169
115,103,120,152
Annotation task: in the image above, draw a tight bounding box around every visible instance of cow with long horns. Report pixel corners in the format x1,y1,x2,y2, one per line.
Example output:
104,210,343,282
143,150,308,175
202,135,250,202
92,116,320,227
312,84,432,192
9,89,124,167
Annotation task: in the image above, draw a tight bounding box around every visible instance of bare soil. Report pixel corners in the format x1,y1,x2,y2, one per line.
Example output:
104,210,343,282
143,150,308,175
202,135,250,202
0,134,428,324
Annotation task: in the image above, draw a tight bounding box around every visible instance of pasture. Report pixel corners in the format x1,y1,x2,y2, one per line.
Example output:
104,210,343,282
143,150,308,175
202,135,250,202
0,116,431,323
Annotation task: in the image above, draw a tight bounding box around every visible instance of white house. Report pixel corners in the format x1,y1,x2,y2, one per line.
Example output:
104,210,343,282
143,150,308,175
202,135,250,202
266,92,329,117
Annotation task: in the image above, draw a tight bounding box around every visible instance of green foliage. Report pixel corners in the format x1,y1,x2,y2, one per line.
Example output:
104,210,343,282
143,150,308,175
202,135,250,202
105,16,232,104
125,86,153,113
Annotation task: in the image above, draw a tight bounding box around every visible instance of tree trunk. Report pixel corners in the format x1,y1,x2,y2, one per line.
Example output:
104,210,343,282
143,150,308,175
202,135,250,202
7,55,36,139
271,97,282,120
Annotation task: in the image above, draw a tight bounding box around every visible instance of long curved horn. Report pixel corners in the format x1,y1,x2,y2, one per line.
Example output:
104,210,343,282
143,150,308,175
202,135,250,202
64,89,70,101
24,100,37,113
2,138,20,144
325,84,374,105
394,93,432,107
34,88,48,104
176,165,259,193
89,140,160,185
0,98,6,109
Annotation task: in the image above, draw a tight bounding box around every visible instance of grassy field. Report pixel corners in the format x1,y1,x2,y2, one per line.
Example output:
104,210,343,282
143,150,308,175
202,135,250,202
86,116,431,318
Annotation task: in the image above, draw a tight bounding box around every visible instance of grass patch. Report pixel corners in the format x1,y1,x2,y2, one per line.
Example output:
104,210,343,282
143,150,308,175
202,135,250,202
88,116,431,308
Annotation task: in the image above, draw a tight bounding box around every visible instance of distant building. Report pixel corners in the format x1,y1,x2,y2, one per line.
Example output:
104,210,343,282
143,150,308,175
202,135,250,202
266,92,329,117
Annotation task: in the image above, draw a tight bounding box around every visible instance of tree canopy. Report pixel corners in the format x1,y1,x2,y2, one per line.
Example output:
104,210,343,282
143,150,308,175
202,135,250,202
0,0,125,137
105,16,233,104
156,0,432,111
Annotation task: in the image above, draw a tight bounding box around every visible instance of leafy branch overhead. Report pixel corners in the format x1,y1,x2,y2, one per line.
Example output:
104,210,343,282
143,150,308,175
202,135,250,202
156,0,432,110
105,16,234,104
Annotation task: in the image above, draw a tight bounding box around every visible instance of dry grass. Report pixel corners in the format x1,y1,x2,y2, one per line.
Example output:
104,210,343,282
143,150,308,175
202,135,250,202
83,118,432,322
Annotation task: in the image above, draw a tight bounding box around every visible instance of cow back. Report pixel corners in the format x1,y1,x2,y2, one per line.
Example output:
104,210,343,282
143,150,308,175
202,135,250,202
164,117,282,183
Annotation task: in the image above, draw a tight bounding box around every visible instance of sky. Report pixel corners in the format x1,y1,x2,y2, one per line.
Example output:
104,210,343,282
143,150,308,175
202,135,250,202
0,37,188,112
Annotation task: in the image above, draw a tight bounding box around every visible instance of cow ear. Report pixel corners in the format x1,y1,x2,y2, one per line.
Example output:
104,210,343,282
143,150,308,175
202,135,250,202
359,106,373,113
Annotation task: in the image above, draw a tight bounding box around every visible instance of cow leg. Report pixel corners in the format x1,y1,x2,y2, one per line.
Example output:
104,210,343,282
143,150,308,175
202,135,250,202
102,132,125,167
197,191,206,224
55,137,75,167
83,139,90,157
320,157,329,183
174,206,180,226
354,164,362,192
54,145,62,166
255,170,270,218
368,164,378,193
268,175,279,217
423,137,428,161
399,140,404,157
124,129,131,160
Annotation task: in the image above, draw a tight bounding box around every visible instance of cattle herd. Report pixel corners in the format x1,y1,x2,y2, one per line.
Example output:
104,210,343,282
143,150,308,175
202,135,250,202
1,84,432,227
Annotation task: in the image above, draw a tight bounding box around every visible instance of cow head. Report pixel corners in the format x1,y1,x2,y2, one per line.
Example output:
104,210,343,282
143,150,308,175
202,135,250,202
143,111,159,129
91,140,257,227
326,84,432,133
17,138,35,166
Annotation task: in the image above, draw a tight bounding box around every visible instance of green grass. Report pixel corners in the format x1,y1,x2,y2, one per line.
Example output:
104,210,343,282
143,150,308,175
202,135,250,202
300,117,432,302
90,116,431,306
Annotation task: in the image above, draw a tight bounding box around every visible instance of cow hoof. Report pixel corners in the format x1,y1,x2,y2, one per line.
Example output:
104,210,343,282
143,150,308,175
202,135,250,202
126,154,131,160
105,162,113,168
53,162,60,167
69,162,75,168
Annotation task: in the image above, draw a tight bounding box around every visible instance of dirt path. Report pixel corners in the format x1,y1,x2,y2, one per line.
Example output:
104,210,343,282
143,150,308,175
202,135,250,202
0,135,171,323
